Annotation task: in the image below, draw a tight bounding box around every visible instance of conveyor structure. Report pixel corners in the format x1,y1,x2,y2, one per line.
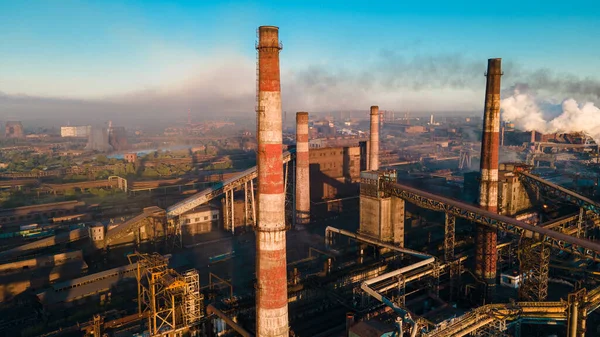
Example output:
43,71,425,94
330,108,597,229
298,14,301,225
166,150,294,218
379,179,600,262
519,171,600,216
103,206,167,248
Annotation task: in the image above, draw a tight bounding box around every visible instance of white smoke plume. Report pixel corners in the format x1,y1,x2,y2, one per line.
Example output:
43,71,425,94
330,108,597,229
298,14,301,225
501,88,600,143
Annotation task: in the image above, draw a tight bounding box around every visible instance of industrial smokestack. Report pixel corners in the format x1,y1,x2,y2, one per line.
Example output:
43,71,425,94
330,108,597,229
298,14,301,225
369,106,380,171
476,58,502,301
530,130,536,143
295,112,310,228
255,26,289,337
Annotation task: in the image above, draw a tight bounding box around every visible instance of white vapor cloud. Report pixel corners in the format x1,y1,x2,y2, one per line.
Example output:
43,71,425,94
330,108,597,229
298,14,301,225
501,88,600,143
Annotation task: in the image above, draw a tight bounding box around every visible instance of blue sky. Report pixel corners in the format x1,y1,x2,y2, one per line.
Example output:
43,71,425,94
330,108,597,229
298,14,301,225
0,0,599,115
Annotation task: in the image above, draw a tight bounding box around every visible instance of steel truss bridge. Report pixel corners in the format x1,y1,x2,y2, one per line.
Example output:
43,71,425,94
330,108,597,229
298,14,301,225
379,179,600,262
519,171,600,215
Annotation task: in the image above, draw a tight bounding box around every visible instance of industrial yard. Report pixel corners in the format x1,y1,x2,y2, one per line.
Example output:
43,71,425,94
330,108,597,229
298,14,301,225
2,8,600,337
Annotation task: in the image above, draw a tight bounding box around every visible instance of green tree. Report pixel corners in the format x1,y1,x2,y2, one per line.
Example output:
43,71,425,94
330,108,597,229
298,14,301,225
96,154,109,165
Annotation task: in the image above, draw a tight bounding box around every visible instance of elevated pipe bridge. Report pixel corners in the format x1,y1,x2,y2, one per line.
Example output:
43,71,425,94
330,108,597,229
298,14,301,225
379,180,600,262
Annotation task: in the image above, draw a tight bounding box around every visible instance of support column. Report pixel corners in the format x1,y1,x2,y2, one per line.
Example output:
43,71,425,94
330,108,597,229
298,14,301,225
449,260,462,303
577,207,585,238
251,179,256,227
295,112,310,227
230,190,235,234
444,214,456,262
244,181,249,226
567,290,586,337
392,196,405,247
224,192,230,231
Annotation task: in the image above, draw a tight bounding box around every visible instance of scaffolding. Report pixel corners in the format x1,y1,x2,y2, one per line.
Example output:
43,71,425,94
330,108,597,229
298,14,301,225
128,252,204,336
183,270,203,326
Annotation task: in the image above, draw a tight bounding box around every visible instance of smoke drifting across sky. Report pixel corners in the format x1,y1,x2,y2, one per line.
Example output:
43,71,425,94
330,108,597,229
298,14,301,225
1,52,600,127
501,87,600,143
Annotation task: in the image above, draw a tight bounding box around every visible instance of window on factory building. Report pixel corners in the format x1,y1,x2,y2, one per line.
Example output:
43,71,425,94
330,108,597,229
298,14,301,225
195,218,200,222
213,214,218,220
186,219,191,224
204,216,208,221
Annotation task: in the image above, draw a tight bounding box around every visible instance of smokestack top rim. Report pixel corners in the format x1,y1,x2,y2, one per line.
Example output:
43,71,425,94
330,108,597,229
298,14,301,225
258,25,279,30
296,112,309,123
370,106,379,115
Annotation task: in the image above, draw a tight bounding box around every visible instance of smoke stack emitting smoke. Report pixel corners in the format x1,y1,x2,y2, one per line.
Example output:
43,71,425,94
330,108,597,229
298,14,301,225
501,87,600,143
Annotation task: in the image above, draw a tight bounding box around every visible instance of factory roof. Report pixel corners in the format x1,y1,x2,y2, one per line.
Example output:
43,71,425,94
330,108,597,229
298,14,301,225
37,263,138,305
349,320,395,337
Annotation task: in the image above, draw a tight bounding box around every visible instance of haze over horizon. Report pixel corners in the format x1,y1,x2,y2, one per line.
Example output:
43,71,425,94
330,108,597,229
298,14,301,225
1,1,599,126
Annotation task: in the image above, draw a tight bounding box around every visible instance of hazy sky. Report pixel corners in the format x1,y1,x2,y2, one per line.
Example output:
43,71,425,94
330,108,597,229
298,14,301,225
1,1,599,124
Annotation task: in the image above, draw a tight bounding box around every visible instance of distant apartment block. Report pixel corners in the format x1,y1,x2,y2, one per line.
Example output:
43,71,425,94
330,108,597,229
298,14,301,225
61,125,91,138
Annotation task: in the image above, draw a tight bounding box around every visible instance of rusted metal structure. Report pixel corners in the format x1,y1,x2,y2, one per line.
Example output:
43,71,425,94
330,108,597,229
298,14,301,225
255,25,289,337
295,112,310,227
518,239,550,302
128,252,203,335
369,106,380,171
476,58,502,300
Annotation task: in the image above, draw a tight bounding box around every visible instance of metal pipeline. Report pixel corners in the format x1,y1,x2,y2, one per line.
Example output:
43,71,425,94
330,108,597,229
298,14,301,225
569,301,578,337
325,226,433,260
363,257,436,286
376,256,468,293
326,227,435,336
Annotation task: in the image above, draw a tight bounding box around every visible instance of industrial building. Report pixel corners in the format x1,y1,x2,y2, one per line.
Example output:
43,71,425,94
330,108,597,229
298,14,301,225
5,121,24,139
108,126,128,151
86,126,112,152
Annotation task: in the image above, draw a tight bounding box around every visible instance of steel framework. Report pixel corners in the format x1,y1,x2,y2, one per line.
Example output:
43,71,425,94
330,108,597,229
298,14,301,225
518,238,550,302
183,270,203,326
519,171,600,216
444,214,455,262
128,252,204,335
379,180,600,262
458,147,473,170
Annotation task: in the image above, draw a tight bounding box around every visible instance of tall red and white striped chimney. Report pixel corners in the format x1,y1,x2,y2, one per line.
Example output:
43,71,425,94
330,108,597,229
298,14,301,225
295,112,310,227
255,26,289,337
476,58,502,301
369,106,380,171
